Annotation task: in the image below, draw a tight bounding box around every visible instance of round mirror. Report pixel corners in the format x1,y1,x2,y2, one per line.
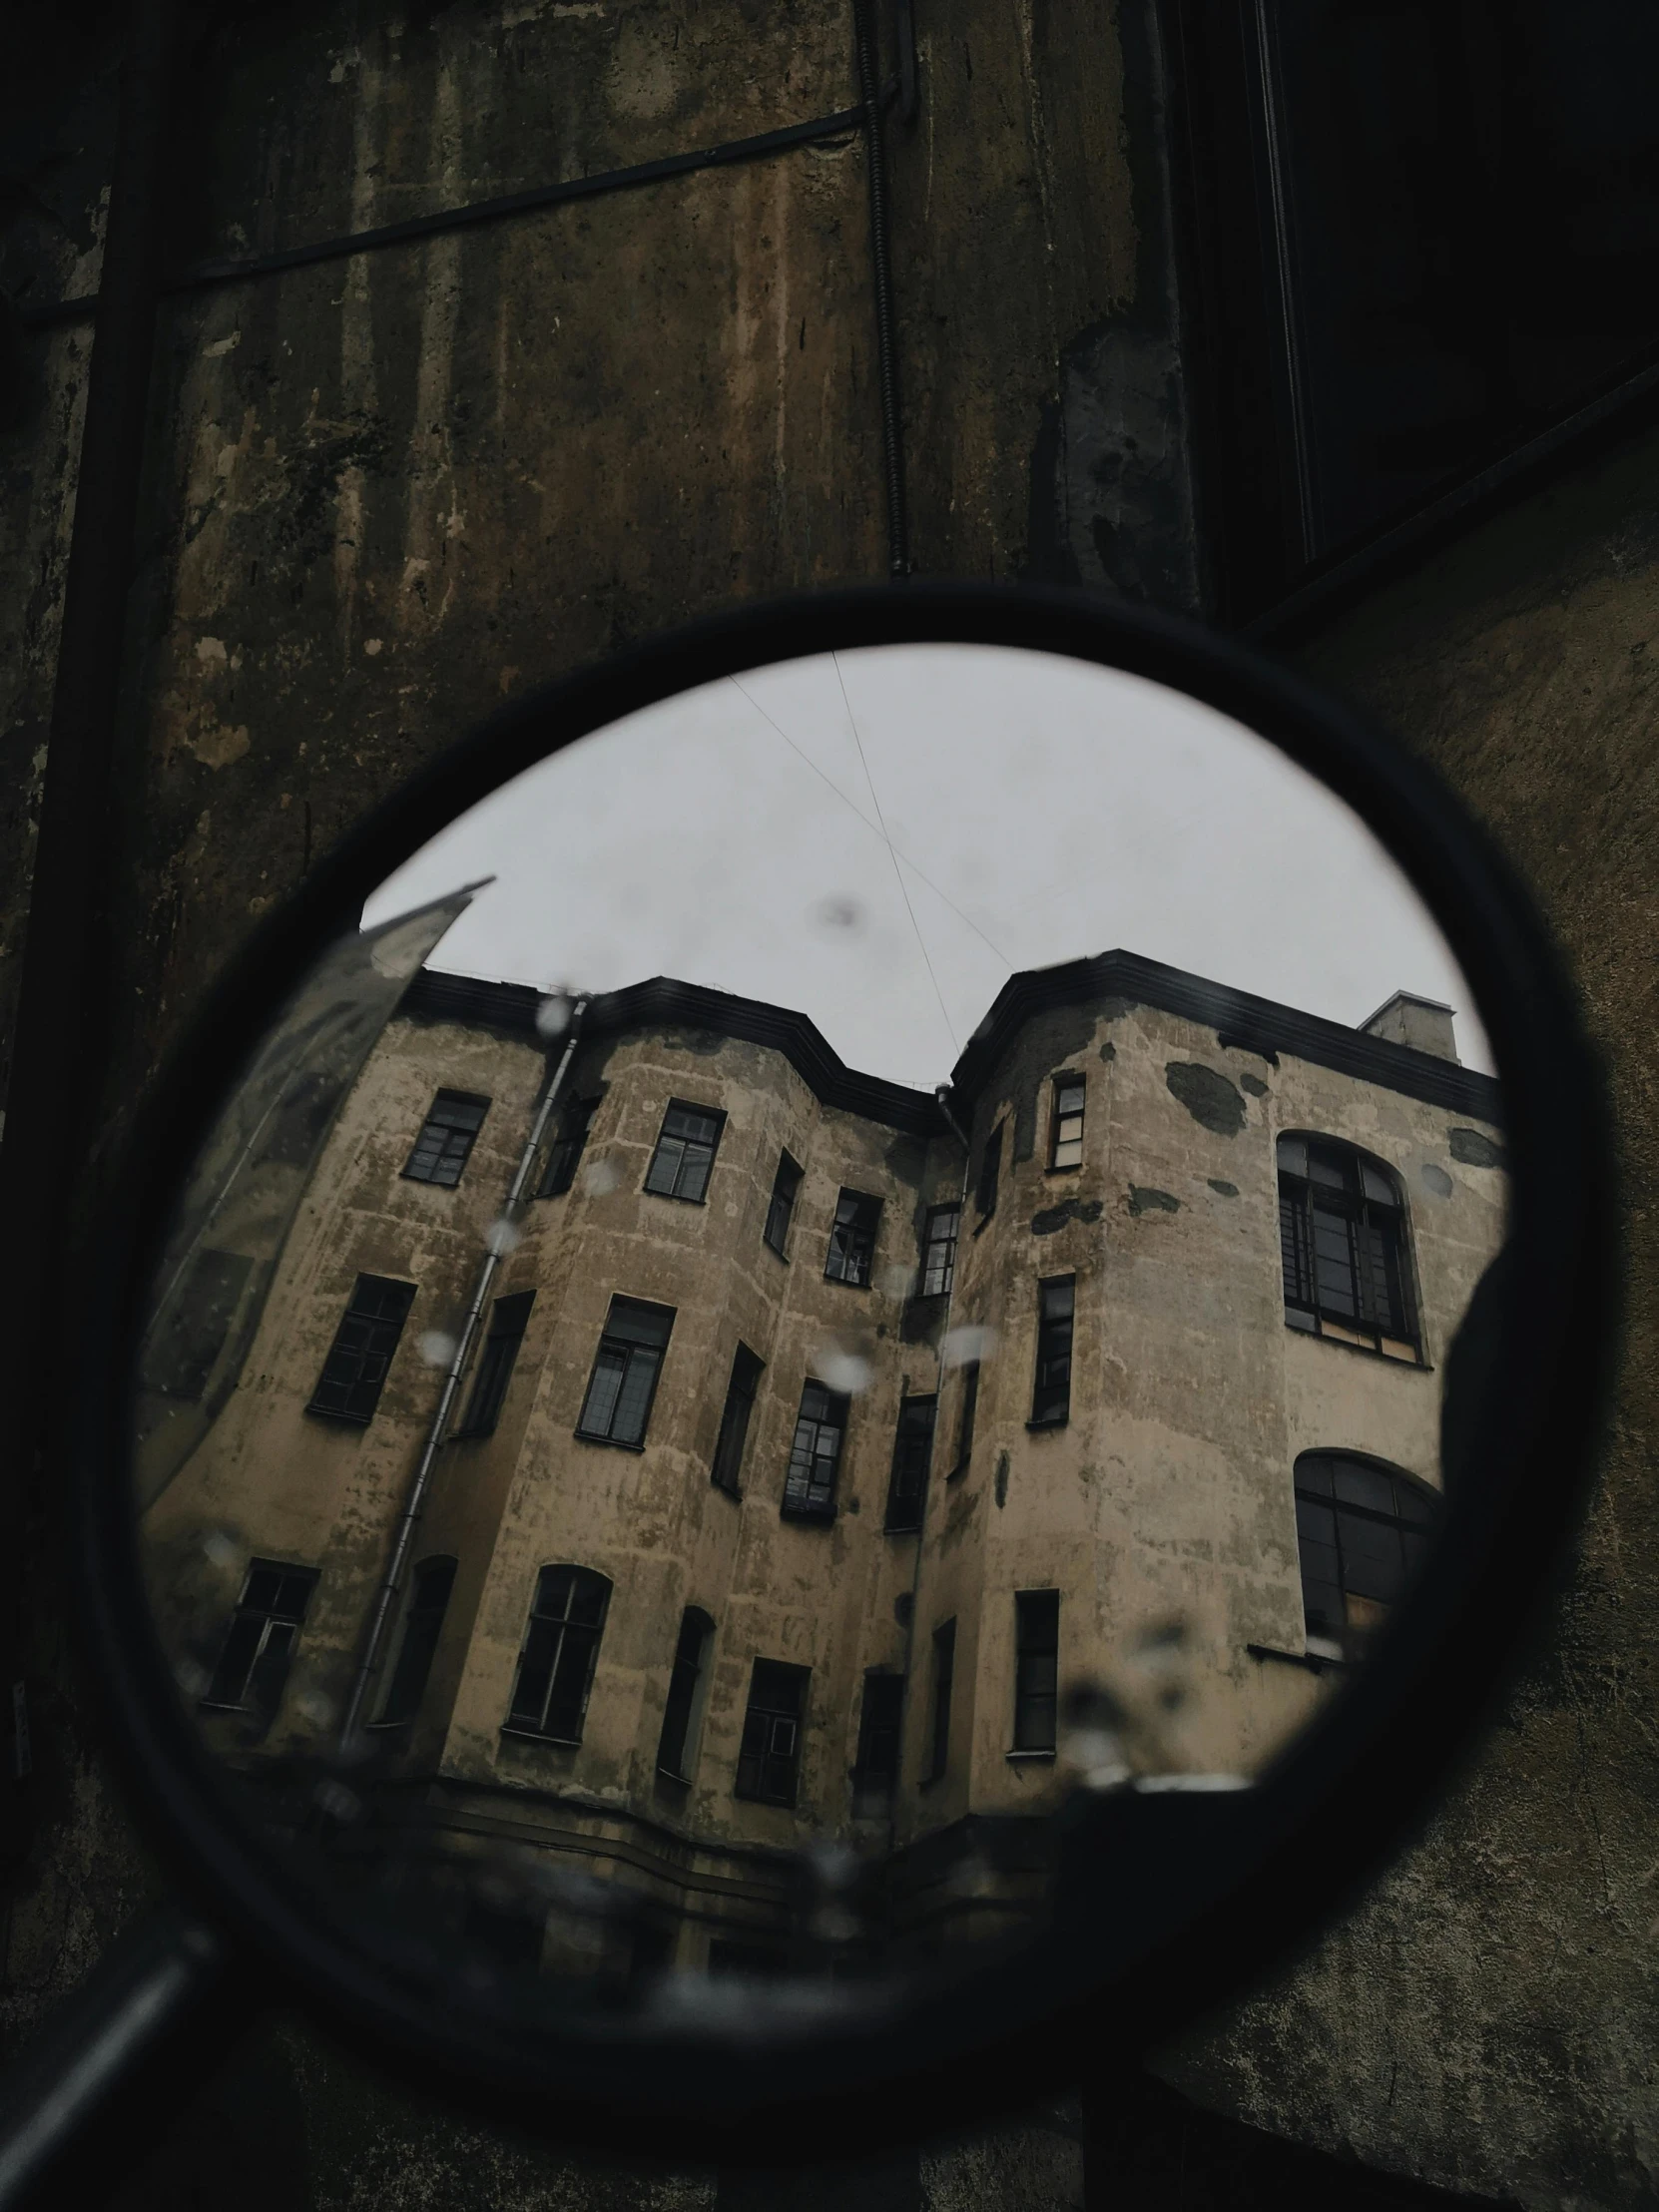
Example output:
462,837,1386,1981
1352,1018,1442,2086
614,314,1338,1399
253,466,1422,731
78,587,1609,2160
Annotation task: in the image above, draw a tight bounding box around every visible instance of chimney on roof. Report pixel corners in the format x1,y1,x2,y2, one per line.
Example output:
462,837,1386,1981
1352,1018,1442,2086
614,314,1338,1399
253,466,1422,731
1360,991,1460,1063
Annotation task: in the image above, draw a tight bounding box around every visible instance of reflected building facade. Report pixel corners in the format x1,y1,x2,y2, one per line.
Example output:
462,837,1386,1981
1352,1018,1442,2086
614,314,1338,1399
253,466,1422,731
141,949,1506,1973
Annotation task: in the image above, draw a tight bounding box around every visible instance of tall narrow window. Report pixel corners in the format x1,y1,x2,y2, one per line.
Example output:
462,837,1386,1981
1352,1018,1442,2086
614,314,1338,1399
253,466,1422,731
539,1094,600,1198
403,1091,489,1187
735,1659,809,1807
825,1189,881,1286
783,1382,848,1521
952,1360,981,1476
1049,1077,1086,1170
645,1101,724,1203
853,1671,904,1801
576,1298,674,1447
975,1124,1003,1219
884,1395,936,1532
1013,1590,1060,1752
505,1565,611,1742
927,1620,956,1782
307,1275,415,1423
202,1560,318,1719
657,1607,715,1781
1295,1452,1440,1656
376,1557,457,1727
1030,1277,1075,1427
456,1291,534,1437
711,1343,764,1495
1278,1137,1418,1358
919,1204,960,1298
764,1151,804,1257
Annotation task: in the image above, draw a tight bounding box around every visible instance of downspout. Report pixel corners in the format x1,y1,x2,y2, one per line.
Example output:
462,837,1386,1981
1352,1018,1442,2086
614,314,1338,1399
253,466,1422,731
338,996,589,1749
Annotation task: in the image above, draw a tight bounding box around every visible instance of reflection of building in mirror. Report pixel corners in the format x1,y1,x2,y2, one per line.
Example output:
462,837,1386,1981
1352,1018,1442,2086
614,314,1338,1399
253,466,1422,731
138,947,1505,1981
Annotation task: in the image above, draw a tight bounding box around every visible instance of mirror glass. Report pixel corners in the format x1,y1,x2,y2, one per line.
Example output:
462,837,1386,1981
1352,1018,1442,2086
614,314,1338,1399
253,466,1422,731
131,645,1507,2020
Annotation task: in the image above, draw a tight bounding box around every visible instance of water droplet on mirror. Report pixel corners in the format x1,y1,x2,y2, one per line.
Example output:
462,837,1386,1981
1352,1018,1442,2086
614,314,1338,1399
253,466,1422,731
417,1330,457,1369
485,1218,522,1257
293,1689,336,1727
941,1323,996,1368
173,1658,209,1699
580,1160,620,1198
535,992,574,1038
311,1779,361,1824
816,1342,873,1394
811,894,864,934
201,1529,238,1570
880,1262,917,1299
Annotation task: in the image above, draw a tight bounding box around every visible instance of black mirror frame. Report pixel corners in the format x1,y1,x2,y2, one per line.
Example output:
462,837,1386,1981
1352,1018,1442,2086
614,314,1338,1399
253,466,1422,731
70,582,1617,2166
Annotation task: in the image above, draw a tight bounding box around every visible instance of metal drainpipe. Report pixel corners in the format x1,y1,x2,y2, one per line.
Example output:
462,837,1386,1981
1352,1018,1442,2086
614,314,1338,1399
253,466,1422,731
853,0,910,578
884,1085,973,1866
338,997,589,1750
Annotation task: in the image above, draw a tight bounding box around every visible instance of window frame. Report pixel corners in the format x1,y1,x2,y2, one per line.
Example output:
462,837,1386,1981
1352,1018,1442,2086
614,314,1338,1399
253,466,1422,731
852,1669,905,1802
1277,1134,1420,1361
402,1089,490,1188
306,1273,415,1425
538,1092,601,1199
1029,1276,1076,1428
502,1564,612,1745
1011,1589,1060,1755
711,1342,765,1496
764,1150,804,1259
926,1618,956,1784
782,1381,849,1522
574,1297,675,1450
643,1099,726,1205
918,1203,960,1299
454,1290,534,1438
656,1605,716,1783
883,1393,936,1533
734,1658,810,1808
950,1358,981,1479
1294,1450,1441,1659
824,1187,882,1288
1048,1074,1086,1172
373,1555,457,1729
200,1559,318,1719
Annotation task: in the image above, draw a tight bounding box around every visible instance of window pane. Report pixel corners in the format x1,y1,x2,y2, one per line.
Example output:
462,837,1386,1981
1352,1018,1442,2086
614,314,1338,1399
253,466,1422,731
610,1346,661,1445
578,1344,627,1437
1277,1135,1309,1178
605,1300,674,1350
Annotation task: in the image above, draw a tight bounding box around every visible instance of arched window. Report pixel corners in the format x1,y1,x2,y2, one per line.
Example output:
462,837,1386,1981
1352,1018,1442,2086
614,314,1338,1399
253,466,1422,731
1278,1135,1417,1359
1294,1452,1440,1657
504,1565,611,1744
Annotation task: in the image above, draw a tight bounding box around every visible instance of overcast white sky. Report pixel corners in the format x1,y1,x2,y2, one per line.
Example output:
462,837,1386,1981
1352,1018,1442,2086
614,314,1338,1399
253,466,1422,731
362,645,1493,1090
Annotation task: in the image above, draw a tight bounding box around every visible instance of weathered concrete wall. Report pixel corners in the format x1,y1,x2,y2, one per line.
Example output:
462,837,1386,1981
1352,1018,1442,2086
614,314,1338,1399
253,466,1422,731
1155,426,1659,2209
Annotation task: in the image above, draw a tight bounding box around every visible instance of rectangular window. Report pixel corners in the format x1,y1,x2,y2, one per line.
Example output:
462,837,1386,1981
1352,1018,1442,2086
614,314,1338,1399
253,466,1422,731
376,1557,457,1728
505,1565,611,1742
735,1658,809,1807
782,1382,848,1521
975,1124,1003,1219
928,1620,956,1782
919,1204,960,1298
539,1094,600,1198
711,1343,765,1495
645,1101,724,1203
825,1188,881,1286
403,1090,489,1187
307,1275,415,1424
884,1395,936,1532
455,1291,534,1437
202,1560,318,1718
576,1298,674,1447
853,1671,904,1798
952,1359,981,1475
764,1151,804,1257
1013,1590,1060,1753
656,1607,714,1781
1049,1077,1085,1170
1030,1277,1075,1426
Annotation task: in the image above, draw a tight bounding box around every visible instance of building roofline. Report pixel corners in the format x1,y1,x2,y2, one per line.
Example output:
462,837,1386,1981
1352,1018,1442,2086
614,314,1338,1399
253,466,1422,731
401,951,1503,1132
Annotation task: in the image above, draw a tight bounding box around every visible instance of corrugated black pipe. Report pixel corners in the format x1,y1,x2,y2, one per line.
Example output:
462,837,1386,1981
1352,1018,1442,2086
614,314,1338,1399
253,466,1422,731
0,0,181,1861
853,0,910,578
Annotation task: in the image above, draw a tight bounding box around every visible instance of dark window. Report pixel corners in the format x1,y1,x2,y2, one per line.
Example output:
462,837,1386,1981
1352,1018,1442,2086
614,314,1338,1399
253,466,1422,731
919,1204,959,1298
202,1560,318,1719
376,1556,457,1727
656,1607,715,1781
884,1395,936,1532
853,1671,904,1799
825,1188,881,1287
576,1298,674,1447
1278,1137,1417,1356
735,1659,809,1807
764,1151,804,1256
711,1343,765,1495
1049,1077,1085,1170
1013,1590,1059,1752
952,1360,981,1476
538,1094,600,1198
975,1125,1003,1219
307,1275,415,1423
146,1247,254,1400
645,1101,724,1203
783,1382,848,1521
1295,1452,1440,1655
456,1292,533,1437
403,1090,489,1187
1030,1277,1075,1426
505,1565,612,1742
927,1620,956,1782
